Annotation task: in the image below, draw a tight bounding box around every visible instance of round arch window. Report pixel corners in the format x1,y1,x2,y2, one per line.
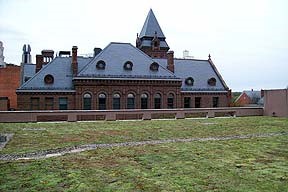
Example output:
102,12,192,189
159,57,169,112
124,61,133,70
150,62,159,71
44,74,54,84
185,77,194,86
208,77,217,86
83,93,92,98
96,60,106,70
98,93,106,98
127,93,135,98
113,93,120,98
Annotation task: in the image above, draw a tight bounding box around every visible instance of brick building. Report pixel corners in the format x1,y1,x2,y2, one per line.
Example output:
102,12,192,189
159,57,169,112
0,41,21,110
234,90,263,107
0,65,21,110
17,9,231,110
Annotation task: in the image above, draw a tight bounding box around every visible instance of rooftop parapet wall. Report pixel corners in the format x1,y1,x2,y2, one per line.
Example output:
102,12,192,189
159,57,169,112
0,107,263,123
264,89,288,117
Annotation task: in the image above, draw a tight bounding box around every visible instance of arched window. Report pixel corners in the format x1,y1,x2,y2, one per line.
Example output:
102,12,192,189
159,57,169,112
113,93,121,110
141,93,148,109
185,77,194,86
44,74,54,84
96,60,106,70
123,61,133,70
167,93,174,109
83,93,92,110
127,93,135,109
150,62,159,71
98,93,106,110
208,77,217,86
154,93,161,109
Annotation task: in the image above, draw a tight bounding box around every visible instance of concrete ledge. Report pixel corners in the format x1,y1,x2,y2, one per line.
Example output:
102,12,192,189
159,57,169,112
0,107,264,123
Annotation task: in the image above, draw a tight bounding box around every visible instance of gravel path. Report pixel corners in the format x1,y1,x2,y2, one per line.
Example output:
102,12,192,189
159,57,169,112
0,132,287,161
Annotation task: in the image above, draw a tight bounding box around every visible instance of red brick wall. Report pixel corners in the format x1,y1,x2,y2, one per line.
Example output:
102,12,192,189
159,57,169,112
17,93,75,110
17,79,230,110
234,93,252,106
0,97,9,111
0,65,20,110
74,79,182,110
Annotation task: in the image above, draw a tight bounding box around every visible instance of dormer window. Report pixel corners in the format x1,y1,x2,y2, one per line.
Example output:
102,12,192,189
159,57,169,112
124,61,133,70
96,60,106,70
150,62,159,71
44,74,54,84
185,77,194,86
208,77,216,86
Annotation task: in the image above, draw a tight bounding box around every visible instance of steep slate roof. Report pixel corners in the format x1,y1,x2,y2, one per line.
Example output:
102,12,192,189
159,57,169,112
154,58,228,92
77,42,178,79
18,57,92,91
139,9,165,38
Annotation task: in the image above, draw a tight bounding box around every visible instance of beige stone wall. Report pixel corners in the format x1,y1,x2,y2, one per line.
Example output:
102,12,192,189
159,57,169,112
264,89,288,117
0,107,263,123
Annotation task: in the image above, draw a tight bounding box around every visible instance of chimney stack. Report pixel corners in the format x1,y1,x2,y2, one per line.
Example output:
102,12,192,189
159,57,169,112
36,54,43,73
72,46,78,75
167,50,174,73
41,50,54,64
93,48,102,57
261,89,264,98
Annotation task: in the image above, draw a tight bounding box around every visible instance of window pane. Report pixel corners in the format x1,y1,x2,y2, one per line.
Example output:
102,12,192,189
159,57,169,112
141,94,148,109
59,97,68,110
184,97,191,108
45,97,54,110
113,93,121,109
30,97,40,110
195,97,201,108
154,94,161,109
141,98,148,109
113,98,120,109
83,93,92,110
98,93,106,110
167,94,174,108
84,98,91,110
213,97,219,108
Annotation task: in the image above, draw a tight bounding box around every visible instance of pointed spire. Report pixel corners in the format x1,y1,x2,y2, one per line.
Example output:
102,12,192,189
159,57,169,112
139,9,165,38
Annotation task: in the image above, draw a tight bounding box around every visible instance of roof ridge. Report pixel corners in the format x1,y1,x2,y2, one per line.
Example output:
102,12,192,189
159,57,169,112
208,59,229,90
174,58,208,62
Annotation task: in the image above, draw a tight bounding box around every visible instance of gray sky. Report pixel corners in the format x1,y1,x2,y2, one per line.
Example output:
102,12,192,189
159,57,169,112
1,0,287,91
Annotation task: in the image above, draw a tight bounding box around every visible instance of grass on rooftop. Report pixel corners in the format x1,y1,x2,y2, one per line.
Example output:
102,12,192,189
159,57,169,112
0,117,287,191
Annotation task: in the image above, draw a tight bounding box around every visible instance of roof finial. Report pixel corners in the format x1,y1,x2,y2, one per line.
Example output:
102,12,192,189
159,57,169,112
208,54,211,60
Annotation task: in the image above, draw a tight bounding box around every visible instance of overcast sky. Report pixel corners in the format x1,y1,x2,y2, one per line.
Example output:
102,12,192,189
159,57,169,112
1,0,287,91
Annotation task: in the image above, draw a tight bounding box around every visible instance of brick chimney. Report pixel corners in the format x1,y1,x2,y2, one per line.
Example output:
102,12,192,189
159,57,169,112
72,46,78,76
167,50,174,73
41,50,54,64
35,54,43,73
261,89,264,98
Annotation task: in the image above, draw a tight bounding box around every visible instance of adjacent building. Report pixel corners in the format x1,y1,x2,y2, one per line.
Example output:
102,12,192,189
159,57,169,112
0,41,21,110
234,90,264,107
17,9,231,110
